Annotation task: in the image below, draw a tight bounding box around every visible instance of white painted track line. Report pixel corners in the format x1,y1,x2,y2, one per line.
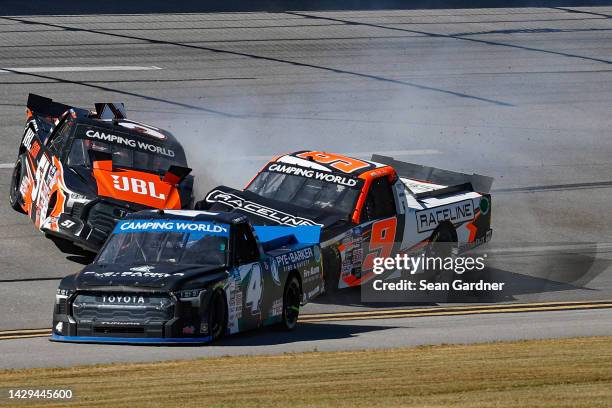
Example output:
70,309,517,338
0,66,163,74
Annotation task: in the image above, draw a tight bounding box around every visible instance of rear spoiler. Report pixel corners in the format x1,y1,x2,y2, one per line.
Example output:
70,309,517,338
27,93,74,118
93,102,126,119
372,154,494,194
26,93,126,120
254,226,321,252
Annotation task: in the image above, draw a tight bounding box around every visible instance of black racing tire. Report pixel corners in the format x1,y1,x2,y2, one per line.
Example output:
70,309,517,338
424,223,457,283
9,157,25,214
208,289,228,341
322,247,341,295
281,274,301,331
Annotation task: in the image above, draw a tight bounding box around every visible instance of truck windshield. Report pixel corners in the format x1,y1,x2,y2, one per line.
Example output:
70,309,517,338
246,171,360,216
68,139,187,173
96,219,230,267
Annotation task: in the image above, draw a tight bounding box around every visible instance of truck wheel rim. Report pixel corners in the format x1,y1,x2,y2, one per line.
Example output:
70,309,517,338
284,281,300,327
210,291,225,339
10,161,20,203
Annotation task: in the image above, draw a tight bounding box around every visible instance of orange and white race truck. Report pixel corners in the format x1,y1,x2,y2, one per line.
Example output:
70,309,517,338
197,151,493,292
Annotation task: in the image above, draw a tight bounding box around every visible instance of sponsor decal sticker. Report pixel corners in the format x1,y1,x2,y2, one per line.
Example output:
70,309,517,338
112,175,166,199
267,163,358,187
113,219,230,236
479,196,490,215
275,247,314,268
82,127,175,157
206,190,322,227
99,321,141,326
295,151,370,173
102,295,145,304
270,259,281,286
270,298,283,317
415,200,474,233
22,127,36,150
313,245,321,262
129,265,155,272
83,271,185,279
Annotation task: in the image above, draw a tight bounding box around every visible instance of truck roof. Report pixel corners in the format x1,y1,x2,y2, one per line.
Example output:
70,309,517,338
73,117,182,148
274,150,391,177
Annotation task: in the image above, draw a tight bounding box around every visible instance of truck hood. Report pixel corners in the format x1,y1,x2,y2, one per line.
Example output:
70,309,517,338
74,263,227,291
92,167,182,209
203,186,348,230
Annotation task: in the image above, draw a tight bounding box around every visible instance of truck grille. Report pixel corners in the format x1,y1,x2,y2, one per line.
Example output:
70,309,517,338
72,293,175,323
93,326,145,335
71,202,85,219
55,298,68,315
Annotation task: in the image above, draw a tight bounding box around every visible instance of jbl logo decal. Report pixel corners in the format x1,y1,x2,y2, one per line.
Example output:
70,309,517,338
111,175,166,199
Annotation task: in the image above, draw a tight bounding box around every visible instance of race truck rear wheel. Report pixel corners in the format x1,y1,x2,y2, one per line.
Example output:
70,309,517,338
322,247,341,295
424,223,457,284
281,275,301,330
208,289,228,341
9,157,25,214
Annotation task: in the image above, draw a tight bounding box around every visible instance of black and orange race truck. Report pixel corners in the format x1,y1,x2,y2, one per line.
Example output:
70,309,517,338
8,94,193,252
197,151,493,292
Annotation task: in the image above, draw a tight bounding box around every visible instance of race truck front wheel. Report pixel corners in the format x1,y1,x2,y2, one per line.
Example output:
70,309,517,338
9,157,25,214
208,289,228,341
281,275,301,330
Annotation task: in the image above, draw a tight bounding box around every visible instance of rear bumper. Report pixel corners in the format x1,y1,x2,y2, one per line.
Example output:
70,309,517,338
50,334,212,345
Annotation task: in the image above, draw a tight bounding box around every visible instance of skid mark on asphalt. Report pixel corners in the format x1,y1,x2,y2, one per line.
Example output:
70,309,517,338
285,12,612,66
493,180,612,193
0,67,238,118
0,16,513,107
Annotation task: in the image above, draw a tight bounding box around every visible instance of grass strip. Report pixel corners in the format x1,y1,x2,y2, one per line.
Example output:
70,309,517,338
0,336,610,408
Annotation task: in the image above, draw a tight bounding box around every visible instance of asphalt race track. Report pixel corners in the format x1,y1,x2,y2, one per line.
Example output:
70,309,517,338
0,4,611,367
1,307,611,369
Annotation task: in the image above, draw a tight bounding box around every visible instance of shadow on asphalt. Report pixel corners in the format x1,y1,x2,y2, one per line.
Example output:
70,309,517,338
2,1,612,15
47,235,95,265
315,250,609,306
58,322,396,348
215,322,396,347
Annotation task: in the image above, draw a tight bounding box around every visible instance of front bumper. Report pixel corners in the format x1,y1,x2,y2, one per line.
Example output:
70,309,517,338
50,334,212,345
52,290,215,344
52,199,142,251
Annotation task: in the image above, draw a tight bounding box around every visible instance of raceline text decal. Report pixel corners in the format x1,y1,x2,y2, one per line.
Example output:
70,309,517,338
78,126,175,157
415,200,474,233
113,219,230,236
267,163,358,187
206,190,323,227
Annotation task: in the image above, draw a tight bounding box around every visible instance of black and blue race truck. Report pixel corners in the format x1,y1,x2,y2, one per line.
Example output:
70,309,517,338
51,209,323,344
